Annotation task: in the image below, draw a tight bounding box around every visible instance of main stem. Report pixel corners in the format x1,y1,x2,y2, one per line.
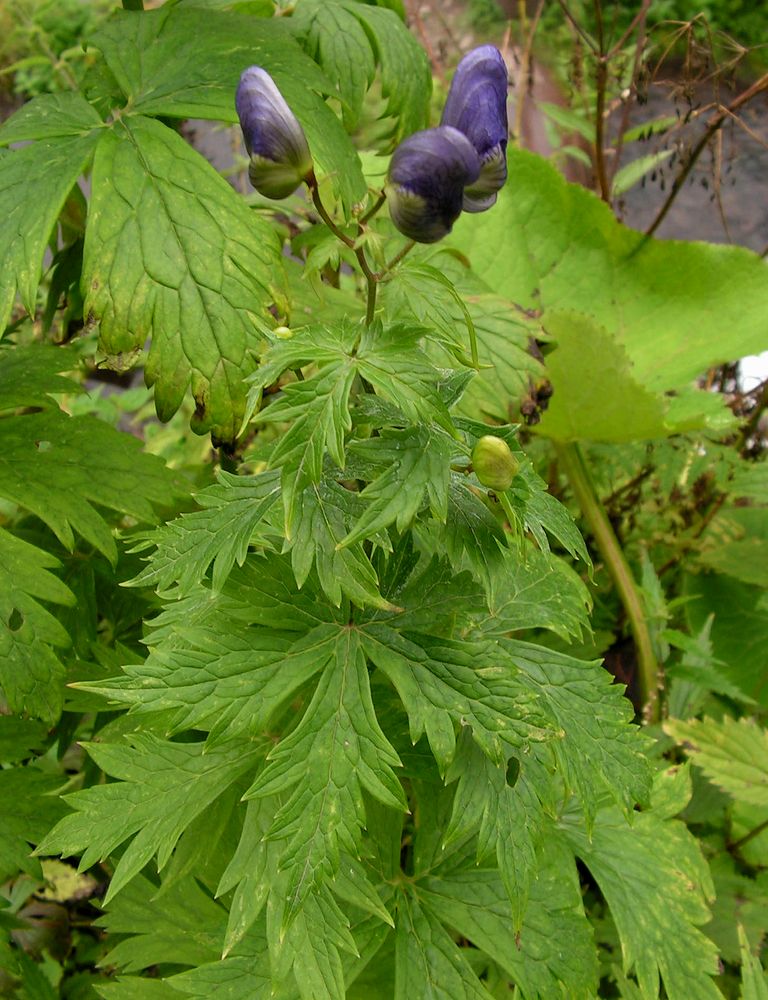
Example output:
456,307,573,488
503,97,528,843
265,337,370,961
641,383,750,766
554,441,660,722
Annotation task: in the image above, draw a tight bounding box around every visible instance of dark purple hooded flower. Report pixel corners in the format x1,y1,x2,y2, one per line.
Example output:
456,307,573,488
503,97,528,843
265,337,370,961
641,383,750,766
386,126,481,243
440,45,509,212
236,66,313,200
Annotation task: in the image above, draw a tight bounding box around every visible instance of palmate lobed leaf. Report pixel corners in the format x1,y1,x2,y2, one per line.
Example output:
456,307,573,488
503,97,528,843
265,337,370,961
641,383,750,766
37,735,264,904
0,343,81,411
83,115,282,443
560,767,721,1000
0,409,181,562
244,627,406,928
128,471,282,597
418,835,599,999
0,131,100,335
291,0,430,138
0,526,74,721
87,5,367,211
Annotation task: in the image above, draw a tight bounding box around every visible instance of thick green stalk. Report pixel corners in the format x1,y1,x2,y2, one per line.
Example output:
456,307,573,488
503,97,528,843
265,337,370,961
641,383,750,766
554,441,660,721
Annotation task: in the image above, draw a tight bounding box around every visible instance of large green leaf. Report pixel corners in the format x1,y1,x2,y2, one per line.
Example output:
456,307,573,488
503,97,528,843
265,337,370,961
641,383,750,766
87,5,366,210
0,92,102,145
0,131,100,334
0,343,80,411
420,837,599,999
449,148,768,437
83,116,282,442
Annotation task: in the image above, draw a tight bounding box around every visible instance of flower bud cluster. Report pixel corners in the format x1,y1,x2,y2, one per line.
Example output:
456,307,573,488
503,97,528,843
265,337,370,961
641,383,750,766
234,45,508,242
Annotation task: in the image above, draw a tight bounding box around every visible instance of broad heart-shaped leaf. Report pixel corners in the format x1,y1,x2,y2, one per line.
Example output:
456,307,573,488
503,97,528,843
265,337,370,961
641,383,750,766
0,409,180,562
128,471,282,598
0,131,100,335
560,773,721,1000
418,835,599,999
244,627,406,928
0,343,80,411
449,148,768,434
535,312,734,442
87,5,366,210
290,0,430,137
83,116,282,444
37,735,263,904
665,716,768,807
0,527,74,722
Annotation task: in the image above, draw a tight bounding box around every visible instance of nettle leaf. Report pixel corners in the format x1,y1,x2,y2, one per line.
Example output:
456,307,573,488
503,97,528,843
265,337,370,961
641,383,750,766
0,526,74,721
450,147,768,396
0,767,67,881
83,115,282,443
291,0,430,138
665,716,768,806
256,366,357,535
474,544,591,640
505,639,651,820
290,481,393,610
341,426,452,548
128,471,282,597
0,409,179,562
420,835,599,999
0,131,100,334
395,891,491,1000
363,626,550,773
37,735,263,903
245,627,406,927
0,343,80,410
560,771,721,1000
87,5,366,210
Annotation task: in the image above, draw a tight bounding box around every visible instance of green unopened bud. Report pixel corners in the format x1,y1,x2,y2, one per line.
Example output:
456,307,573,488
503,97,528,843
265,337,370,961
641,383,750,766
471,435,519,492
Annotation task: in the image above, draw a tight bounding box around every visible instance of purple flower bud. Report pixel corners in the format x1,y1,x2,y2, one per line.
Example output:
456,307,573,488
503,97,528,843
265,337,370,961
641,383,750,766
440,45,509,212
386,126,481,243
236,66,313,200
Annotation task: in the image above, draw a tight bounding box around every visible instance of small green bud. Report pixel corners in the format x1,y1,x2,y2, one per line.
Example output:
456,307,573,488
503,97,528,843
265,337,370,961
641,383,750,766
471,435,519,492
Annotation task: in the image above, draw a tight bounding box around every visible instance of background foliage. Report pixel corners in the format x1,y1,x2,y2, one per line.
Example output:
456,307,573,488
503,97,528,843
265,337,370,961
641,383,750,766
0,1,767,998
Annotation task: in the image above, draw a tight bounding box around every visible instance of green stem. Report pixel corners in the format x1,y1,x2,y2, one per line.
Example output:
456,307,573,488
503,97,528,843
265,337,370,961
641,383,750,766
309,184,355,248
378,240,416,278
554,441,660,721
360,190,387,225
122,0,144,9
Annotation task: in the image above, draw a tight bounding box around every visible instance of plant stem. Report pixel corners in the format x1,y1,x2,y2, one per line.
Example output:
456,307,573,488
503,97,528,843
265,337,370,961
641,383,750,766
379,240,416,277
645,71,768,237
513,0,546,149
122,0,144,9
554,441,660,721
309,178,378,325
592,0,611,202
360,191,387,225
729,817,768,854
